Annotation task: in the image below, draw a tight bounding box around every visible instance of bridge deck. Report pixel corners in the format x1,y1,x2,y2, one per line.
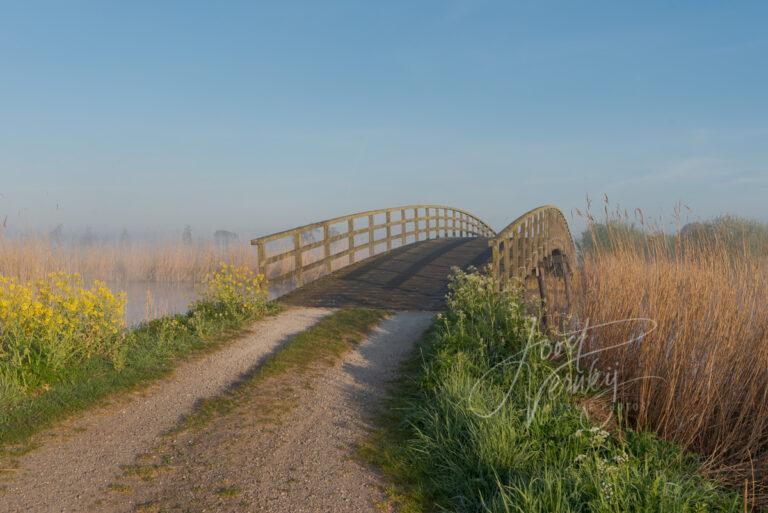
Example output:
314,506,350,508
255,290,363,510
278,238,491,311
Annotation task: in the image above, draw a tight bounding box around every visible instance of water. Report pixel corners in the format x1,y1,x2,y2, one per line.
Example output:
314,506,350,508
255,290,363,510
109,281,292,326
106,282,198,326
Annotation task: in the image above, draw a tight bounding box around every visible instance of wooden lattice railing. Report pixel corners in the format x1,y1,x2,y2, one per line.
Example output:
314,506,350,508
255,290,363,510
251,205,495,285
489,205,576,323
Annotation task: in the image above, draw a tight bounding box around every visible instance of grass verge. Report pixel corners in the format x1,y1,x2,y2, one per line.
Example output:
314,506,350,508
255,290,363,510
0,301,278,452
172,307,388,433
361,270,745,512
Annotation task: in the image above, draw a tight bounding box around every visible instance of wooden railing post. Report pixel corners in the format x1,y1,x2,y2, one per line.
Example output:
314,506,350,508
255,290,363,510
293,232,303,286
441,208,446,238
441,209,448,239
347,218,355,264
413,208,419,241
386,211,392,251
257,241,266,277
401,209,407,246
368,214,375,257
430,207,435,239
323,222,332,274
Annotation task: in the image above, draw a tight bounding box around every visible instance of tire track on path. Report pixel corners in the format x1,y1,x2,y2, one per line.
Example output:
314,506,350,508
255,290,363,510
0,307,333,513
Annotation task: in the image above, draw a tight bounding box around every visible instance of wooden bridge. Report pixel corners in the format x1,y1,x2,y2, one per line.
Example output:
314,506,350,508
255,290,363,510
252,204,576,316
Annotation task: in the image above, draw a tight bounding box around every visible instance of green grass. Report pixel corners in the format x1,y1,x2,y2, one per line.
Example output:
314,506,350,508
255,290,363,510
0,300,279,451
215,485,242,498
362,270,744,513
173,307,388,432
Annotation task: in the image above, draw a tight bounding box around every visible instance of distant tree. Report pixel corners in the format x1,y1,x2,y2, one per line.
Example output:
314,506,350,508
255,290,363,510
80,227,95,247
681,215,768,255
213,230,238,250
182,225,193,245
579,215,768,260
119,228,131,246
50,224,64,247
577,221,651,256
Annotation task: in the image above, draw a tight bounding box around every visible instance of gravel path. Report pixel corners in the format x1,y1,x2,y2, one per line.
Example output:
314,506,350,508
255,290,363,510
99,311,434,513
0,307,333,513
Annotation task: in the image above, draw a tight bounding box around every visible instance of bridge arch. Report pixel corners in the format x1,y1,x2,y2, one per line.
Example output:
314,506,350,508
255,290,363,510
251,205,494,288
488,205,576,324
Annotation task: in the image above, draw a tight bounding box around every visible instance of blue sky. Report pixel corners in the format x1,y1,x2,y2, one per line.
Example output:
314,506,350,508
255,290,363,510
1,1,766,238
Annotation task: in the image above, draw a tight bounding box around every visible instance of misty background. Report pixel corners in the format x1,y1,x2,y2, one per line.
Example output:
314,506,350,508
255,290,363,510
2,1,767,241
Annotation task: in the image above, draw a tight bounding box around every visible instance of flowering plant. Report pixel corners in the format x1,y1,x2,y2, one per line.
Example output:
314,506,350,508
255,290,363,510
195,264,269,321
0,272,126,385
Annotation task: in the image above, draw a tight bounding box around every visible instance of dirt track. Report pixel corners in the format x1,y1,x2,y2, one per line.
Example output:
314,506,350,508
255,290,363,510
0,307,332,512
102,311,433,512
0,310,433,513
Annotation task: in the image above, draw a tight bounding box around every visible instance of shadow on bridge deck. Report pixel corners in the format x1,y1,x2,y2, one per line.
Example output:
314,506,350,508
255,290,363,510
278,238,491,311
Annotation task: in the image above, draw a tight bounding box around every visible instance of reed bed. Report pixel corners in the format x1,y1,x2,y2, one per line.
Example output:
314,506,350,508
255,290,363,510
575,211,768,505
0,237,259,284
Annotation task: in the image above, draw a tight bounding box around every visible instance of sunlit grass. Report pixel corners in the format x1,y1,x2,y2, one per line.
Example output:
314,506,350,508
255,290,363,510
362,269,744,512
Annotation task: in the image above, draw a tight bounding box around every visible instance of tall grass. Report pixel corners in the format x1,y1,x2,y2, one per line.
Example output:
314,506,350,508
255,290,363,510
0,237,258,284
364,270,742,512
575,208,768,504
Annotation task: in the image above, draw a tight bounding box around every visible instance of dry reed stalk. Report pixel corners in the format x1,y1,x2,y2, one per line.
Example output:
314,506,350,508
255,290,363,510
575,214,768,506
0,238,259,284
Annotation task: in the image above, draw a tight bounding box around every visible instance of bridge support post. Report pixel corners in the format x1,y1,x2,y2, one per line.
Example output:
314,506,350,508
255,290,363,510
502,239,511,291
561,258,572,314
386,211,392,251
536,265,548,330
491,241,501,292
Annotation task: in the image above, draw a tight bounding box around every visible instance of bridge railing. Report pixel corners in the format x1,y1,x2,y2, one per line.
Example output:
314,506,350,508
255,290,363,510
489,205,576,323
251,205,495,285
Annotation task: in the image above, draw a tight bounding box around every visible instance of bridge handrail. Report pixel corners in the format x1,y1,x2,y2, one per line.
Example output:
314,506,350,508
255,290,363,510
489,204,576,287
251,204,495,284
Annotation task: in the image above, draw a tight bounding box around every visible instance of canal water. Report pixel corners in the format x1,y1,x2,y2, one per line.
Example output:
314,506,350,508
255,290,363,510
111,281,294,326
